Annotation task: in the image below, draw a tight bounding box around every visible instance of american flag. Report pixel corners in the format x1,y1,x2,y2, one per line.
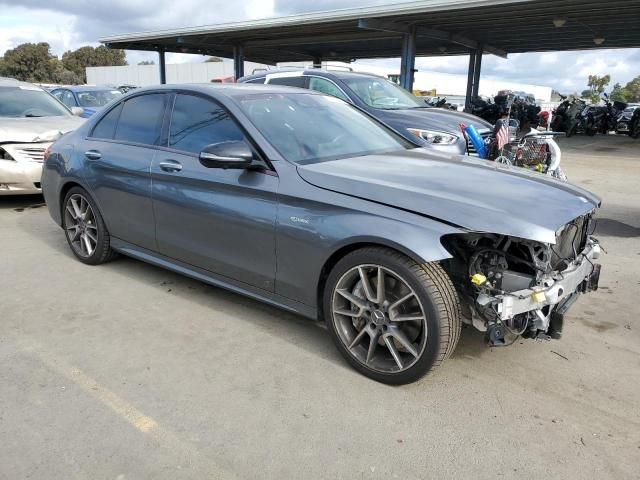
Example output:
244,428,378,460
496,122,509,150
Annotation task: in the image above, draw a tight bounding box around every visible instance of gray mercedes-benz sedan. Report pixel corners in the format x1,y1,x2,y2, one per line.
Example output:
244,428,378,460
42,84,602,384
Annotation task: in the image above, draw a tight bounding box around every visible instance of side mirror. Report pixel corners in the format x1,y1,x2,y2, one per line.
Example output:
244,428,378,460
199,141,254,169
70,106,84,117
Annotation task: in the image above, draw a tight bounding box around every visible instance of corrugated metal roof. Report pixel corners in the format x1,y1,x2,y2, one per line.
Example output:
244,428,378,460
101,0,640,63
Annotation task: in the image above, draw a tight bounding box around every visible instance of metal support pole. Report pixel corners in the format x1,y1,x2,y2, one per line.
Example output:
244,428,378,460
464,50,476,112
399,25,416,92
471,47,483,102
233,45,245,80
158,47,166,85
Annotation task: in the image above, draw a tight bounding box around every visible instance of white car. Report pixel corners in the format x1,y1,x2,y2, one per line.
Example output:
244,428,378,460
0,77,84,195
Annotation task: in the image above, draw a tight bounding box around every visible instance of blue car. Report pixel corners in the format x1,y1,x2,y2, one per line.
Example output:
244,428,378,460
50,86,123,118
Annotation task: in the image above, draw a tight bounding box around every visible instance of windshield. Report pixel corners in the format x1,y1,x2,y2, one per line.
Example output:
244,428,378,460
0,86,71,118
76,90,122,108
342,77,424,110
237,92,413,164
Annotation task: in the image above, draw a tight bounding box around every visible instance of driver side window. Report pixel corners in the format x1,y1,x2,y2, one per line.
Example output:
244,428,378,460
60,90,77,108
169,94,246,154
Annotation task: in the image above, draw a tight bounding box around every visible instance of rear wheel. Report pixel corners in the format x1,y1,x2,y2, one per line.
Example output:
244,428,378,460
62,187,117,265
324,247,461,385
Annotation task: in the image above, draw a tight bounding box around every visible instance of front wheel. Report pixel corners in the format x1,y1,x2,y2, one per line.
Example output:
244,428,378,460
324,247,461,384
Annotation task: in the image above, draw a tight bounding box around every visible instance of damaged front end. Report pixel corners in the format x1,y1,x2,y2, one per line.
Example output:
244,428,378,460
442,214,601,345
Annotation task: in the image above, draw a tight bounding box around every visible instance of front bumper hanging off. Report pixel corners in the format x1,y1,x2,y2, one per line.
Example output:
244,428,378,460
489,240,601,329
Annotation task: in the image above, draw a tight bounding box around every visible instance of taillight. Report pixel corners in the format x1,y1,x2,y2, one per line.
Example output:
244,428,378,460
43,145,52,163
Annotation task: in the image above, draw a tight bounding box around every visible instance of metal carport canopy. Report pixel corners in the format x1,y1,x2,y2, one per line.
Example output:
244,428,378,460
100,0,640,89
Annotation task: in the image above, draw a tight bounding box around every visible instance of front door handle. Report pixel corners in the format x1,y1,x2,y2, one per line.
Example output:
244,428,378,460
84,150,102,160
159,160,183,172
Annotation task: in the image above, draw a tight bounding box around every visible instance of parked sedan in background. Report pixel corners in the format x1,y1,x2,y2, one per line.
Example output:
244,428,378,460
51,86,123,117
238,69,492,155
615,104,640,135
0,77,84,195
42,84,601,384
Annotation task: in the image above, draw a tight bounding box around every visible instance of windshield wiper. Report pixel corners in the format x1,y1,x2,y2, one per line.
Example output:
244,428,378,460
24,113,45,118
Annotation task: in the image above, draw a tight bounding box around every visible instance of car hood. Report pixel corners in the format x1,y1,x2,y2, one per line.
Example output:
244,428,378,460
297,149,600,244
0,115,84,143
376,107,492,134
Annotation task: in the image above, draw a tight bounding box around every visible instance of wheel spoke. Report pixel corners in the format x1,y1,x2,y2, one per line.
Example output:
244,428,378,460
348,327,369,349
389,292,415,311
384,335,403,369
391,313,425,322
358,267,377,303
366,330,380,364
81,233,93,256
336,289,367,311
70,197,82,219
376,267,385,304
66,225,80,241
66,204,78,220
390,328,419,358
85,230,97,243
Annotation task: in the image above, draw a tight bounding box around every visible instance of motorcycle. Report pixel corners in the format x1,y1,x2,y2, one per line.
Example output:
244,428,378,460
550,95,585,137
580,95,627,136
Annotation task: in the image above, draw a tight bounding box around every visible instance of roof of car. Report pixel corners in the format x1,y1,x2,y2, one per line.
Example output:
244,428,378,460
239,69,385,83
0,77,40,88
127,83,325,98
53,85,123,92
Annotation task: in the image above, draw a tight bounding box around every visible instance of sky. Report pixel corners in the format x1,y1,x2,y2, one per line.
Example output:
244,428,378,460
1,0,638,93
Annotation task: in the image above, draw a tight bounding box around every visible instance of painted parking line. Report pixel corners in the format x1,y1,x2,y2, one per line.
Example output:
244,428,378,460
16,338,241,479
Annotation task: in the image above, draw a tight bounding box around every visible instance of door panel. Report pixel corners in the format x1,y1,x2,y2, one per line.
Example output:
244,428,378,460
80,93,168,250
151,92,278,291
81,140,157,249
151,153,278,291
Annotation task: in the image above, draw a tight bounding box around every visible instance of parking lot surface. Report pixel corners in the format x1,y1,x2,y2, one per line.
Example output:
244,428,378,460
1,135,639,479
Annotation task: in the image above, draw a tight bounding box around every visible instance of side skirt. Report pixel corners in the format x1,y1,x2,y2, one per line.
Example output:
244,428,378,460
110,238,318,320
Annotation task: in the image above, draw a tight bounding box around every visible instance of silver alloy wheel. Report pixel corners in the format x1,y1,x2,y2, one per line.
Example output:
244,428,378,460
331,264,428,373
64,193,98,258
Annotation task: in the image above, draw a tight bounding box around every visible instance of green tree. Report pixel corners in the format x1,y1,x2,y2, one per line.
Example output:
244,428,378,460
584,74,611,103
622,75,640,102
609,83,629,103
205,56,222,62
0,42,58,82
62,46,127,83
138,60,155,65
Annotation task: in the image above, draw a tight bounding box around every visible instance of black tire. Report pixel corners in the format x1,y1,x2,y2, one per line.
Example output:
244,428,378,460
323,247,461,385
62,186,117,265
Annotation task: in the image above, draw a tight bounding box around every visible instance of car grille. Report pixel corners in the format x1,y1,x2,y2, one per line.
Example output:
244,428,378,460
17,146,47,162
551,215,590,269
3,143,49,163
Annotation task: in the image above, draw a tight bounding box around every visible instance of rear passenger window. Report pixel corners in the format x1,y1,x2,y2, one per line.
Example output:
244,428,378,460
169,94,245,154
114,94,167,145
268,76,307,88
91,103,123,140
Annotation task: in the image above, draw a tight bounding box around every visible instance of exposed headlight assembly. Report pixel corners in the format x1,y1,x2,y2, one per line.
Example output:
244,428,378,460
407,128,458,145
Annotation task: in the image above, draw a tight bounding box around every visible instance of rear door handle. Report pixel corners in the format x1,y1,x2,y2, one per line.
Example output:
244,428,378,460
159,160,183,172
84,150,102,160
